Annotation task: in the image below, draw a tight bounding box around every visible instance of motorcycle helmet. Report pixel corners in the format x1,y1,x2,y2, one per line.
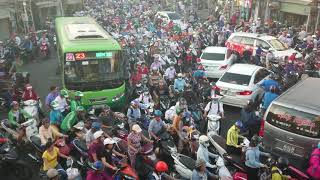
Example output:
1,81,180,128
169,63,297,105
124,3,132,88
277,157,289,170
251,135,262,147
199,135,209,144
155,161,168,172
154,110,162,117
235,120,243,128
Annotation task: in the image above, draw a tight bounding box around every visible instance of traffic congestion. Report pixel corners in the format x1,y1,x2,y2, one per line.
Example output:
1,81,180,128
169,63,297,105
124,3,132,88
0,0,320,180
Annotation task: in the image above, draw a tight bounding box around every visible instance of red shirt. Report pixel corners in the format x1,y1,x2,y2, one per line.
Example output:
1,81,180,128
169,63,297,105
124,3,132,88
288,54,296,62
130,73,142,85
22,89,39,101
138,66,149,75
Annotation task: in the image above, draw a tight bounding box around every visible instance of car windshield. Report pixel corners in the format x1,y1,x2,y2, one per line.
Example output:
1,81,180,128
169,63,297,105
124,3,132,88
167,13,180,20
219,72,251,86
268,39,288,51
64,51,125,90
201,53,225,61
266,104,320,137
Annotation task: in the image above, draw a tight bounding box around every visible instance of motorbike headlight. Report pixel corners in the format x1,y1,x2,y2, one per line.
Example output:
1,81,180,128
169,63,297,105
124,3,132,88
112,93,125,102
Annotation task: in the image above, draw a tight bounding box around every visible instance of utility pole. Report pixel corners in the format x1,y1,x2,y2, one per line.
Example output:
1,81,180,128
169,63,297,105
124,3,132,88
22,0,29,33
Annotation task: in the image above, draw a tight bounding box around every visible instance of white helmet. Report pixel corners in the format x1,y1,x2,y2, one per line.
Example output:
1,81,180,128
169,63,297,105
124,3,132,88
199,135,209,144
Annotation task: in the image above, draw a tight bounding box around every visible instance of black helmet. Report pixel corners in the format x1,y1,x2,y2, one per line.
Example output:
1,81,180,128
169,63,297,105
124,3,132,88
251,135,262,146
277,157,289,170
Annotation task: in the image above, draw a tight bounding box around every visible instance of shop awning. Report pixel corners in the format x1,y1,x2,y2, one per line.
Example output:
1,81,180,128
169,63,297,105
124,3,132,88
66,0,82,5
280,0,312,16
36,1,59,8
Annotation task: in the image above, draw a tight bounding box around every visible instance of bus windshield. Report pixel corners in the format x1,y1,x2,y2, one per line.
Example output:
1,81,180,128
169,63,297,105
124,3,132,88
64,51,124,90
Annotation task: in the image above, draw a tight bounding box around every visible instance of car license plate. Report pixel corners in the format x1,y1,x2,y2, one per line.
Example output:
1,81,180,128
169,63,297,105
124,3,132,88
283,144,295,154
226,91,236,96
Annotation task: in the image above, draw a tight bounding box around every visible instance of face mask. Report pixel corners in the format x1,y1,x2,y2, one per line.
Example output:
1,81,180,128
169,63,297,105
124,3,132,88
204,142,210,147
170,66,174,69
178,77,182,80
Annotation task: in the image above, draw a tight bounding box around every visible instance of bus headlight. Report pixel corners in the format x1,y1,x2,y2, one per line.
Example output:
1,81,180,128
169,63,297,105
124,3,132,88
112,93,125,102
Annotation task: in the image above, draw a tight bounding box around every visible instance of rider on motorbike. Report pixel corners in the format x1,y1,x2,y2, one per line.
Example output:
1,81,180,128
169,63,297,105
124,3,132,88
284,59,298,77
226,120,245,155
197,135,218,169
7,101,32,140
152,161,174,180
148,110,166,141
164,63,176,85
138,88,153,105
271,157,291,180
173,73,186,94
70,91,83,112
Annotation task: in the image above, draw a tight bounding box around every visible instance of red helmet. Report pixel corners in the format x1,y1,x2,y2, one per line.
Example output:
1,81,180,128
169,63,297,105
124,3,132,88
155,161,168,172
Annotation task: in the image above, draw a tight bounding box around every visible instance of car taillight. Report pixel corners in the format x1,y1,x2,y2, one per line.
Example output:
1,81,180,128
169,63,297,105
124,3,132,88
237,90,252,95
219,64,228,70
259,119,265,137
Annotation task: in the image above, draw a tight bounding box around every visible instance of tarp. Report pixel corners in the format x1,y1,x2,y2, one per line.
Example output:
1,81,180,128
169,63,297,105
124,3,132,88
280,2,311,16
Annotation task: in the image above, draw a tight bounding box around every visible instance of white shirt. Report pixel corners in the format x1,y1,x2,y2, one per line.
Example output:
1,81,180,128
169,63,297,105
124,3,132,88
204,100,224,116
54,95,68,112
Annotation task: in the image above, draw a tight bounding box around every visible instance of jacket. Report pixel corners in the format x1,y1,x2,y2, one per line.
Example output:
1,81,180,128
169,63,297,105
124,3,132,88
307,148,320,179
8,109,32,127
197,144,218,168
262,92,279,109
226,125,240,148
174,78,186,92
271,166,290,180
245,146,264,168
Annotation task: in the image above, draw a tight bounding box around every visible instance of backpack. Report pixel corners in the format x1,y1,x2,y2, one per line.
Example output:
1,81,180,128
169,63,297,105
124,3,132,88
207,101,220,115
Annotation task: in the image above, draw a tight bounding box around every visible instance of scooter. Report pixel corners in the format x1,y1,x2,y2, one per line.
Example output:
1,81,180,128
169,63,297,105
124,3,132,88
0,138,32,180
39,41,48,58
22,99,40,125
207,114,221,135
0,118,38,142
171,139,232,179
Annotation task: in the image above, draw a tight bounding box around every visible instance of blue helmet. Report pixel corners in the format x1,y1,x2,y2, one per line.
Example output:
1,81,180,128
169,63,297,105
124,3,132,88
154,110,162,117
235,120,243,128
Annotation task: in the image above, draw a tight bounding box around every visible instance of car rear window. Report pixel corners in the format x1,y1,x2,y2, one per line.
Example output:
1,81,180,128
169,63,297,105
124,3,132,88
201,53,225,61
266,104,320,137
219,72,251,86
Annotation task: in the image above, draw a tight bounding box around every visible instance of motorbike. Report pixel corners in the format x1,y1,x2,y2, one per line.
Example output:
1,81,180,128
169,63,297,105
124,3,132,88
207,114,221,135
53,35,57,50
171,148,232,179
0,139,33,180
22,99,40,125
208,134,310,180
113,158,139,180
1,118,38,142
39,41,49,58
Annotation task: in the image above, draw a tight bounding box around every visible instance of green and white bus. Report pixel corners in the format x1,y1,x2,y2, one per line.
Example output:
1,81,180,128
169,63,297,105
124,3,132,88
55,17,127,109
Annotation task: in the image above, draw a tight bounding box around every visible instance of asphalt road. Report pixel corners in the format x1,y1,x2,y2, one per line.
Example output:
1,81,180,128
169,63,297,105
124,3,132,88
0,51,241,180
21,51,241,138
